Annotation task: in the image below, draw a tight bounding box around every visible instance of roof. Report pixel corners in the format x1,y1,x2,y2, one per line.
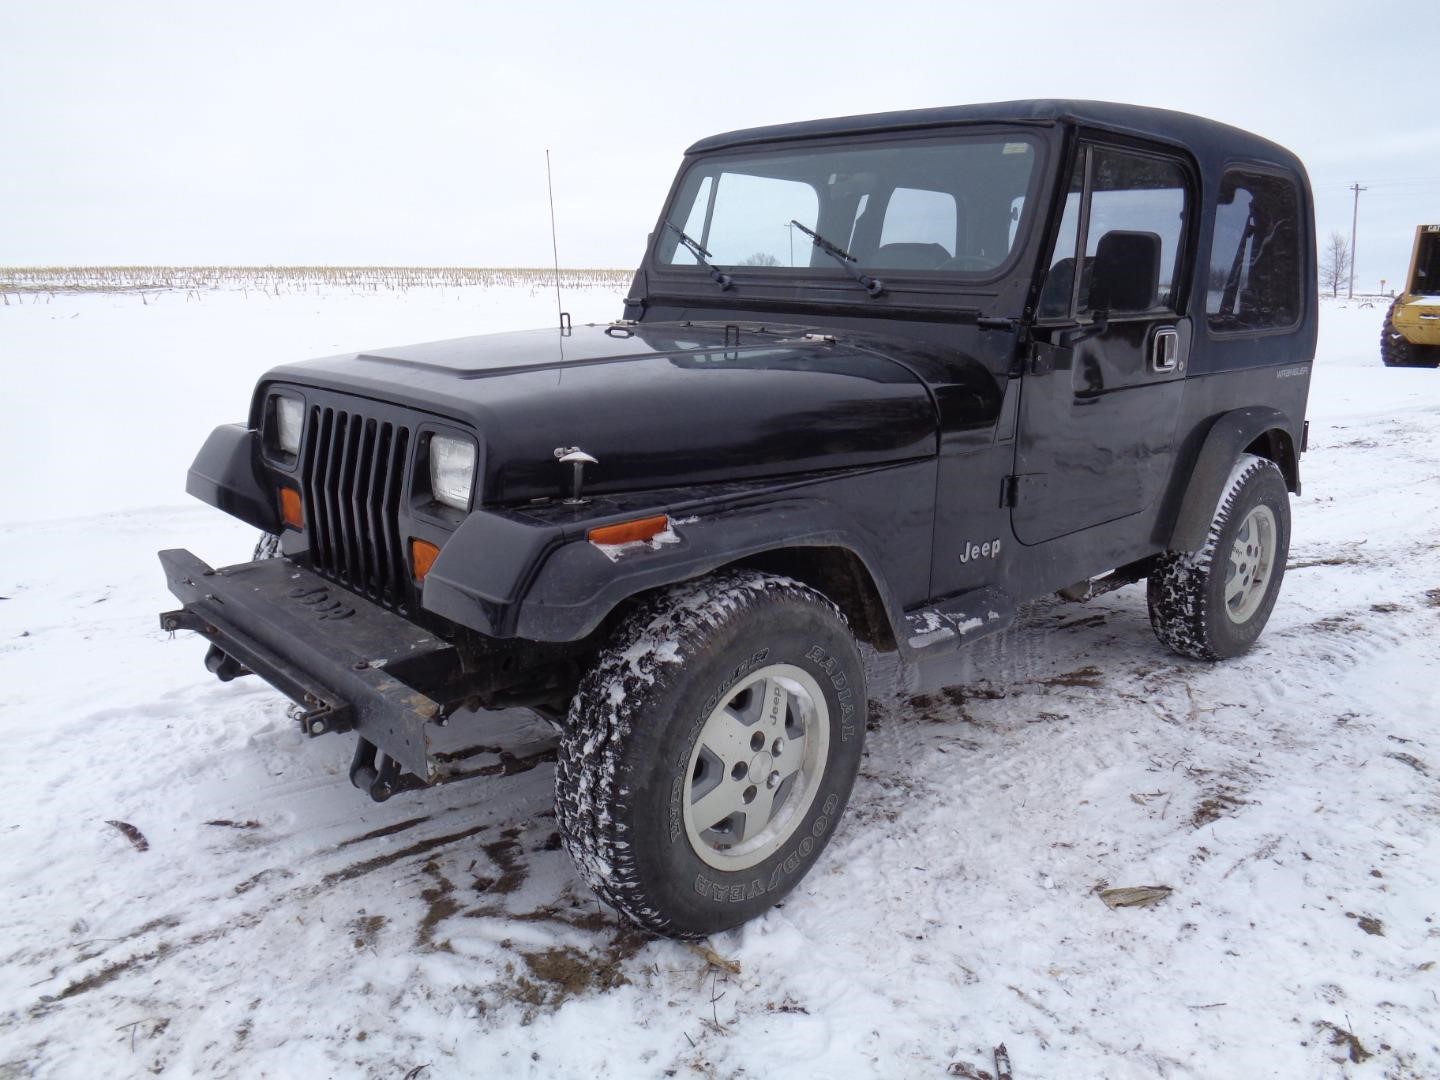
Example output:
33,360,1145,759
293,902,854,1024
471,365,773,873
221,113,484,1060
685,99,1303,174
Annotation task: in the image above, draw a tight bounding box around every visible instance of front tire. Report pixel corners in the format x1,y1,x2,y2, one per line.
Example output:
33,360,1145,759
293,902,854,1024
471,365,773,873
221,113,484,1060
556,571,866,939
1148,455,1290,660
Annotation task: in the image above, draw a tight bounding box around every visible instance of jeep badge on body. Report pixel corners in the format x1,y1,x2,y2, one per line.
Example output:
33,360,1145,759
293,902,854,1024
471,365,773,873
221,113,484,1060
160,100,1315,939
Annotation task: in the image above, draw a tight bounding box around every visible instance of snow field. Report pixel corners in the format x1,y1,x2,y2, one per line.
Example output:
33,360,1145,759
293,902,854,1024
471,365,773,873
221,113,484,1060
0,290,1437,1078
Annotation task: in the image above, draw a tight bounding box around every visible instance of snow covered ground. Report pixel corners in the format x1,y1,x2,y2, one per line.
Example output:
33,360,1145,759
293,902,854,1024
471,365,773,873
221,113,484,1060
1,287,1437,1079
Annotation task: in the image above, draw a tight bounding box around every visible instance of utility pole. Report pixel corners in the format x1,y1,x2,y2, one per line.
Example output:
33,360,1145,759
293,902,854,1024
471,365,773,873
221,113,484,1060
1348,182,1366,299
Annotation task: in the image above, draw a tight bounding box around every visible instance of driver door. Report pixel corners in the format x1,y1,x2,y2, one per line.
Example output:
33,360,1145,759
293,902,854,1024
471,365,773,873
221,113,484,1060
1011,142,1193,545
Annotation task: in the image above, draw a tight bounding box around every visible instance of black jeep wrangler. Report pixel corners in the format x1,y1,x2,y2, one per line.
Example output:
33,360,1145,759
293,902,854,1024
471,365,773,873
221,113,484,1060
160,100,1315,939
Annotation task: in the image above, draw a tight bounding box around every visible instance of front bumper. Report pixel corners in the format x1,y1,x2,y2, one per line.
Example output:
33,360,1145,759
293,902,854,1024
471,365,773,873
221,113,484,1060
158,549,460,785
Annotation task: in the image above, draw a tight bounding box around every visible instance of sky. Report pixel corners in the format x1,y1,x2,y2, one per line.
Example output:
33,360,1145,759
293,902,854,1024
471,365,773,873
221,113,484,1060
1,0,1435,290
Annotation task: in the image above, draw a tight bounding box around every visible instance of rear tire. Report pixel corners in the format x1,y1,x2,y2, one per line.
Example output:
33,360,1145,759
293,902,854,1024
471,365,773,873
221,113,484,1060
555,571,866,939
1148,455,1290,660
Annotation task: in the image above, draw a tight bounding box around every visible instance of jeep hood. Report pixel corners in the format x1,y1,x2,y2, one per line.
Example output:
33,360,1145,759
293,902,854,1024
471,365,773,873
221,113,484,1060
262,322,949,505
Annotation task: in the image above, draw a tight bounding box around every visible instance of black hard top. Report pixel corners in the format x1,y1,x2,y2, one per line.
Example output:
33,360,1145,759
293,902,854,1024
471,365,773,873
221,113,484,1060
686,99,1304,174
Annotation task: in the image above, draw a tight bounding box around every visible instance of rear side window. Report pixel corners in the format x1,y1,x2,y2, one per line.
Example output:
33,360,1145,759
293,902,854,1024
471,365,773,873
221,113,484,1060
1207,171,1301,331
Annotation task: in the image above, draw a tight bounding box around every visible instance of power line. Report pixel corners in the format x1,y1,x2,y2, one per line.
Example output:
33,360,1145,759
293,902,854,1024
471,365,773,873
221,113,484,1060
1355,174,1440,184
1314,176,1440,188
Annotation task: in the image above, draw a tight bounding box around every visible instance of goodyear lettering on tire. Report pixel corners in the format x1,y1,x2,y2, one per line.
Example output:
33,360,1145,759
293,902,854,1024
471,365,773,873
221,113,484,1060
693,793,841,902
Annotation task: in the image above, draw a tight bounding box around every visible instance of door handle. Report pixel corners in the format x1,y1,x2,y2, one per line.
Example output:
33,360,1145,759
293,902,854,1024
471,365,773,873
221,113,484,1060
1151,327,1181,373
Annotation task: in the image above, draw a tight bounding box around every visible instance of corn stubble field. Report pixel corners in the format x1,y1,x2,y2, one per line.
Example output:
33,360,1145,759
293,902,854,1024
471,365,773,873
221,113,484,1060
0,265,631,299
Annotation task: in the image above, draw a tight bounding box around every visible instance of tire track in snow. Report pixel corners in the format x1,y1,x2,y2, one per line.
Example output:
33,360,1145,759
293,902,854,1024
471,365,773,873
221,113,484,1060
16,750,565,1014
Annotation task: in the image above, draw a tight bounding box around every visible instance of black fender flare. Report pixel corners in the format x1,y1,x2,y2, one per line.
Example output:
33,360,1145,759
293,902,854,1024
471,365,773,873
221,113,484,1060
186,424,280,534
421,496,907,645
1167,406,1299,553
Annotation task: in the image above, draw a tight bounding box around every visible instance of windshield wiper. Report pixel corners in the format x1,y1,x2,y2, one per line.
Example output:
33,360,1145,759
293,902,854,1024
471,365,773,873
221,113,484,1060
664,222,733,290
789,220,884,297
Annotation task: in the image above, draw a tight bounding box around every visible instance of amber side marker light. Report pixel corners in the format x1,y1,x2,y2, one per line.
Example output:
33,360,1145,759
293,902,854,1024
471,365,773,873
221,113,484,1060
587,515,671,546
411,539,441,583
278,487,304,530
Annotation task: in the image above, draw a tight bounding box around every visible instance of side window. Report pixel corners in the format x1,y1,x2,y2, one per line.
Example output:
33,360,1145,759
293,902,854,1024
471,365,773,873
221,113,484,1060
1039,146,1189,318
1207,171,1301,331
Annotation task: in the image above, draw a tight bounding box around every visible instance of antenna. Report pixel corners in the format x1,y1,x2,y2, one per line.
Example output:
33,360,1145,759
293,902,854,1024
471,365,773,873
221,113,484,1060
545,149,567,330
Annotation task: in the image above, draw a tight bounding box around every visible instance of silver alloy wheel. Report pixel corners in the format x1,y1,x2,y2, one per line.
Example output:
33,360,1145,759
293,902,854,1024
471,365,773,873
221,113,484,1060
1224,504,1277,623
683,664,830,872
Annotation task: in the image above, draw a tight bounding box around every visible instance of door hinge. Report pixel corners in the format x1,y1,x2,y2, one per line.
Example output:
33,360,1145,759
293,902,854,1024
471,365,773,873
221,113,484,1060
1000,473,1045,508
1000,476,1020,508
1027,341,1068,375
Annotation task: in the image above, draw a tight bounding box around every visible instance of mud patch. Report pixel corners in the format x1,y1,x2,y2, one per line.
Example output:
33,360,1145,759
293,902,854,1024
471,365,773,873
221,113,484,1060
905,682,1006,726
48,942,177,1003
1345,912,1385,936
1288,543,1369,570
349,914,386,950
473,827,528,896
1306,614,1365,635
507,904,616,935
417,862,460,950
866,701,887,732
513,932,647,1009
323,823,491,886
336,815,433,850
1042,665,1104,689
1055,612,1109,632
1191,788,1245,829
234,867,294,895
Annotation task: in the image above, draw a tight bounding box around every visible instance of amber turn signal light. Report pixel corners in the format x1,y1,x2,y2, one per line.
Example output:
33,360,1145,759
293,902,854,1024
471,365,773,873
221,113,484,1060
411,538,441,583
278,487,304,530
587,515,670,546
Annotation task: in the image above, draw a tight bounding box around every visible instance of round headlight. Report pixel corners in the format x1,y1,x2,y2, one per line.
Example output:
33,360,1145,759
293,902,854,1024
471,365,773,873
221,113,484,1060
429,434,476,510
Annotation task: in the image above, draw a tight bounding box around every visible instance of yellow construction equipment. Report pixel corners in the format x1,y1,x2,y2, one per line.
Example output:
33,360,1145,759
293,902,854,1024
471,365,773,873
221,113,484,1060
1382,224,1440,367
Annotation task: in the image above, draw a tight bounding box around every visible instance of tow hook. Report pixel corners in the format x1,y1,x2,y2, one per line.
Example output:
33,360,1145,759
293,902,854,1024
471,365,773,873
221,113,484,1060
349,737,406,802
203,644,247,682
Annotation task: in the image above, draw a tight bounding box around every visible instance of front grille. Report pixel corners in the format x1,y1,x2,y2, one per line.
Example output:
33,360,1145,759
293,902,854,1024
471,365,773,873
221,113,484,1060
302,406,411,608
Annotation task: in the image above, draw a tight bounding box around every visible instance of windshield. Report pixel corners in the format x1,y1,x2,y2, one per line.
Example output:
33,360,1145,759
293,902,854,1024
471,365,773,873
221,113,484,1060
657,133,1041,277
